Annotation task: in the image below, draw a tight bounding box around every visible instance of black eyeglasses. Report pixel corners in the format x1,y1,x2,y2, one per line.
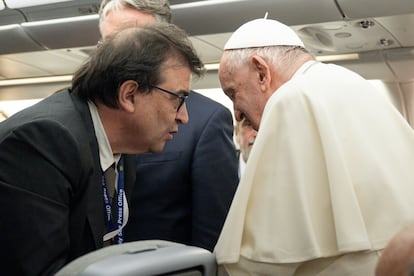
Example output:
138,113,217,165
151,86,188,112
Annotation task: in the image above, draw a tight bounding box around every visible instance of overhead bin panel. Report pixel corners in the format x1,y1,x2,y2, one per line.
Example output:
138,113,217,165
0,9,25,26
4,0,73,9
0,0,100,54
171,0,343,36
10,0,100,22
22,15,100,50
337,0,414,19
0,25,44,54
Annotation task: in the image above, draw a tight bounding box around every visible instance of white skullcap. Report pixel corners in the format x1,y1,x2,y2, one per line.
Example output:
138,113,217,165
224,18,304,50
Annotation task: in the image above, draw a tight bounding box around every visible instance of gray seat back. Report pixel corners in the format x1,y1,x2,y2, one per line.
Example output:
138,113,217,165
56,240,217,276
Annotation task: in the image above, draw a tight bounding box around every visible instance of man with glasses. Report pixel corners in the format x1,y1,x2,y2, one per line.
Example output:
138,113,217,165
0,24,203,275
99,0,239,252
151,85,188,112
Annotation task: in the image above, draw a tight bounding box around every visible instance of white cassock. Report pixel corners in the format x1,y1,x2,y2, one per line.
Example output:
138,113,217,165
238,155,247,179
215,61,414,275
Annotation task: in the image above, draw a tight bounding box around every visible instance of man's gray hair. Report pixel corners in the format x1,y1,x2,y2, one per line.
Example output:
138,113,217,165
99,0,172,32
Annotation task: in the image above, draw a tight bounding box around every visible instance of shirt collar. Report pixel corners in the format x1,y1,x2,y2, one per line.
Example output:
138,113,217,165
87,101,120,172
291,60,319,79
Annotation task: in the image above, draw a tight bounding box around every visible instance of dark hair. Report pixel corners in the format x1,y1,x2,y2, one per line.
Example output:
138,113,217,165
71,23,204,108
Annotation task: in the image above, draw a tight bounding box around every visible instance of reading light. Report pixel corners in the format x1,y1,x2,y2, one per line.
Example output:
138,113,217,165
4,0,73,9
315,53,359,62
204,63,220,71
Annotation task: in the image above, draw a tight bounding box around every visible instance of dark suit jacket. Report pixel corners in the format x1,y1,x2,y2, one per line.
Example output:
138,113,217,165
124,91,239,251
0,89,135,275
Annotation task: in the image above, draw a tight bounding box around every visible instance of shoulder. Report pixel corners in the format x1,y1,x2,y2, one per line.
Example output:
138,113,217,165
0,91,90,147
187,91,230,113
186,91,232,122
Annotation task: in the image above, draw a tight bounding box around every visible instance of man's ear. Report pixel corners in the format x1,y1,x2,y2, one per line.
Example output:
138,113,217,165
118,80,138,113
251,55,271,90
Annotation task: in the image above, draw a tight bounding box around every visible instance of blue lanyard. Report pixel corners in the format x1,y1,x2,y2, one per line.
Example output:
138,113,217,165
102,155,125,244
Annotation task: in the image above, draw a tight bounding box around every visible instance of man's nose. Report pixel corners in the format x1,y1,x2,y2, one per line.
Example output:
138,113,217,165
176,103,189,124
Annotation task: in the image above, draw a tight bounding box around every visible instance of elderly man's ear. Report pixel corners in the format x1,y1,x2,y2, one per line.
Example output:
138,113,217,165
118,80,139,112
251,55,271,90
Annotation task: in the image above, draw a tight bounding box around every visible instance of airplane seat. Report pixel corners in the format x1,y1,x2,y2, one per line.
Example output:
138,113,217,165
55,240,217,276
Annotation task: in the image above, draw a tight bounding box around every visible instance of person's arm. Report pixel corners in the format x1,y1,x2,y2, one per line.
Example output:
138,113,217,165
191,106,239,251
0,120,84,275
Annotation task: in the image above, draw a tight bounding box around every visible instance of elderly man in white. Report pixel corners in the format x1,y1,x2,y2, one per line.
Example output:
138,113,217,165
214,18,414,275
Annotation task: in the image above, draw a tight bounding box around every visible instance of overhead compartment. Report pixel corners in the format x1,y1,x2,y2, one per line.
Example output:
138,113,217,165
21,14,100,50
0,0,344,55
0,0,100,54
171,0,343,35
3,0,100,22
0,24,45,54
336,0,414,19
0,8,25,25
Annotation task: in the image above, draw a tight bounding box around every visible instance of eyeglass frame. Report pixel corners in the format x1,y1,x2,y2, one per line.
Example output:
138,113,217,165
150,85,189,112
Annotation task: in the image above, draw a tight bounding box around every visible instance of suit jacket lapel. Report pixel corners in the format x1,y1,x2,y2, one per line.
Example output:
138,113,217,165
70,90,104,249
123,155,136,201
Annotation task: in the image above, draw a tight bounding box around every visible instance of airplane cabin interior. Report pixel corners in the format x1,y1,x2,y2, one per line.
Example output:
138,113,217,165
1,0,414,274
0,0,413,125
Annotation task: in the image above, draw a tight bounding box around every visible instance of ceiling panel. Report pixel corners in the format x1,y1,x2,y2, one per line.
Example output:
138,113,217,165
335,51,396,81
0,83,68,101
337,0,414,19
0,56,50,78
293,18,401,55
375,13,414,46
190,34,230,64
386,48,414,82
0,49,87,77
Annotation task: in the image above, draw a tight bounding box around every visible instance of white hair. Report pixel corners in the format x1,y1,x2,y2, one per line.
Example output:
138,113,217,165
224,46,310,73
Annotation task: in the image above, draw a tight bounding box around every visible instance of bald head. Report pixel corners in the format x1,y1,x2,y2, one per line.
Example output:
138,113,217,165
376,224,414,276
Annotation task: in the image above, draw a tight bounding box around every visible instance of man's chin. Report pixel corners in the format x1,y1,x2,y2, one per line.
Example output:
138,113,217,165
149,142,167,154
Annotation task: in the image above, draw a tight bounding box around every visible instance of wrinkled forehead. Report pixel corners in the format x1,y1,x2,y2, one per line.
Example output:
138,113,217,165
219,55,236,81
219,55,249,90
